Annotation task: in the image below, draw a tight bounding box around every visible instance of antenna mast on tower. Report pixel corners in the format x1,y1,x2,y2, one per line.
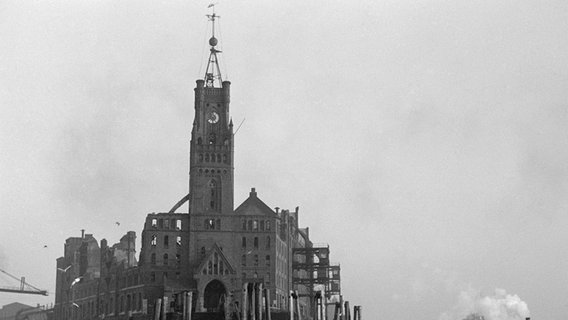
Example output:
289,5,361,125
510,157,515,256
204,4,223,88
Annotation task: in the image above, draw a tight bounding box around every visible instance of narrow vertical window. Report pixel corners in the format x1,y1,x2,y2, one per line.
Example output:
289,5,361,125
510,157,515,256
163,254,168,266
242,219,247,230
176,236,182,247
241,254,246,266
266,255,271,266
151,219,157,228
176,219,182,230
266,236,271,249
254,255,259,266
164,235,169,248
242,237,247,248
266,221,271,231
254,237,258,249
260,220,265,231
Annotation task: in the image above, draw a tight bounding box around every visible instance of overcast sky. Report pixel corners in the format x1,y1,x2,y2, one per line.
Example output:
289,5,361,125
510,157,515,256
1,1,567,319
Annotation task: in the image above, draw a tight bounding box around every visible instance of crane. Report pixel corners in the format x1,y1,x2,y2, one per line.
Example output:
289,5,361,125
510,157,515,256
0,268,48,296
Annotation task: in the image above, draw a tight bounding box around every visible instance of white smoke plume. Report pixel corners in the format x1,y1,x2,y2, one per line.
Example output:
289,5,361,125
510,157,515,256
440,288,530,320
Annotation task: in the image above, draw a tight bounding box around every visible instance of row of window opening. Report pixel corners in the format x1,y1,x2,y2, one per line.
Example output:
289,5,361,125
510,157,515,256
242,236,271,250
199,153,230,164
150,253,182,266
151,218,182,230
150,235,182,248
242,254,271,267
242,219,271,231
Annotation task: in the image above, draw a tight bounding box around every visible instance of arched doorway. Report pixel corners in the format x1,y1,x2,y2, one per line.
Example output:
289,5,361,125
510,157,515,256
203,279,227,313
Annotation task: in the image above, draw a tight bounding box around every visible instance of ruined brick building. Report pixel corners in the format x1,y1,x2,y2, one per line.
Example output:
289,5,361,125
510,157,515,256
54,12,341,320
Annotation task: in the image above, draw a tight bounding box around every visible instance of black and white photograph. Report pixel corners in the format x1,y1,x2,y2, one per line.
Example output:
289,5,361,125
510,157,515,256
1,1,567,320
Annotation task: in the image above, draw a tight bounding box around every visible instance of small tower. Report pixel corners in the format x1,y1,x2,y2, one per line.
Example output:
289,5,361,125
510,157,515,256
189,8,234,216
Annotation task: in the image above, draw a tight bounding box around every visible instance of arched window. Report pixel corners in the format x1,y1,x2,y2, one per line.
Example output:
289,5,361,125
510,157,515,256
209,180,221,211
151,235,157,246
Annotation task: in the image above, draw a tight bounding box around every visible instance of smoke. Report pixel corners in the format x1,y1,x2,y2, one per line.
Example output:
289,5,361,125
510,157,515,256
440,288,530,320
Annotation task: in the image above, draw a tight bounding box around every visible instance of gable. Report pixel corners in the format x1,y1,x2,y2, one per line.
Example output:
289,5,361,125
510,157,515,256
197,244,235,276
234,189,275,217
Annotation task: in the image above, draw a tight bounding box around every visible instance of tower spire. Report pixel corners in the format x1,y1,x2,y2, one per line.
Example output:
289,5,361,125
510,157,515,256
204,5,223,88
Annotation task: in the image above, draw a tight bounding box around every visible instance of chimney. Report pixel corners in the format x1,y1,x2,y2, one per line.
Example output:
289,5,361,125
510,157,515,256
250,188,257,197
81,229,85,239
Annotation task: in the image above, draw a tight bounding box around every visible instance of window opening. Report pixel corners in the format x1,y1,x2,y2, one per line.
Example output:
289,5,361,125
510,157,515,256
151,219,157,228
164,235,169,248
151,235,157,246
176,219,182,230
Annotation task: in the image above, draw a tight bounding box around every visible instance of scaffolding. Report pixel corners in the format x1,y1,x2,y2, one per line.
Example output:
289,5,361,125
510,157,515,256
292,243,341,318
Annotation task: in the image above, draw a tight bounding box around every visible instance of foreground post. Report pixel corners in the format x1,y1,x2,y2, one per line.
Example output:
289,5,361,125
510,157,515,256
187,292,193,320
242,283,248,320
344,301,350,320
264,288,272,320
154,299,162,320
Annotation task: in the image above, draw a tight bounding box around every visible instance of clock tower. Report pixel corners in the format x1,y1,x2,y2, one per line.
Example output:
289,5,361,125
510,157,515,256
189,12,234,215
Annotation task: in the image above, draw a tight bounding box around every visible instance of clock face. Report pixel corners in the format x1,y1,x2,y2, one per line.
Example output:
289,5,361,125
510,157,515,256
207,111,219,124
